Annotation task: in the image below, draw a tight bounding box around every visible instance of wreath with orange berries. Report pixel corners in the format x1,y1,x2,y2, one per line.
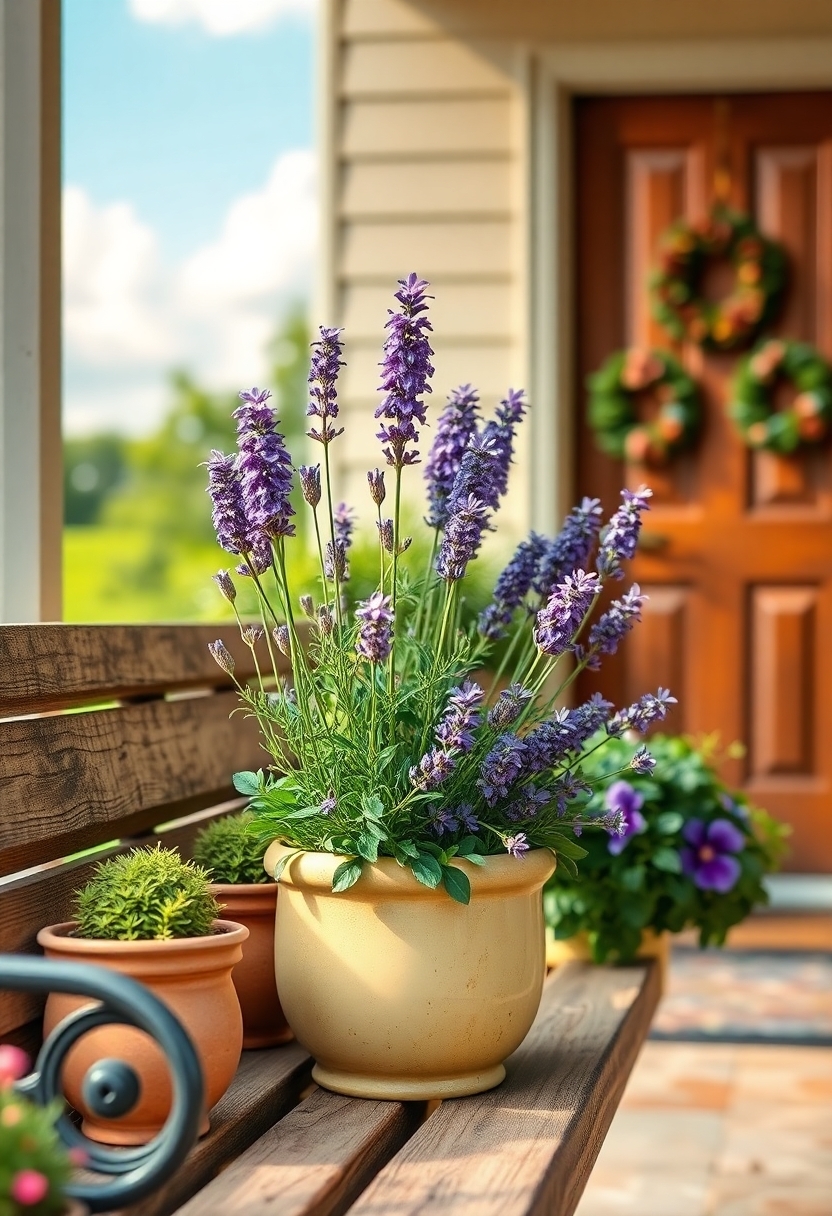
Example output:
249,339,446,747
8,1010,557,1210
587,347,701,465
651,206,787,352
728,339,832,454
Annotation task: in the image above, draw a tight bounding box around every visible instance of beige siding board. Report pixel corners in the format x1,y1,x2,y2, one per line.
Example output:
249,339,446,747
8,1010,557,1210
341,39,511,98
342,98,511,158
341,159,512,219
341,219,513,278
343,0,445,38
341,281,514,340
341,340,516,404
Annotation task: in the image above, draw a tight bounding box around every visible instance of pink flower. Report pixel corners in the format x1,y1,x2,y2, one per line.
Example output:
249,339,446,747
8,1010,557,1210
10,1170,49,1206
0,1044,30,1086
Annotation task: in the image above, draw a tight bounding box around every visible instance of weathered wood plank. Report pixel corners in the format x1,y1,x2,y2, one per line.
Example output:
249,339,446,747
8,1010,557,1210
120,1046,314,1216
0,691,264,875
172,1087,427,1216
0,624,274,714
0,801,249,1036
346,962,660,1216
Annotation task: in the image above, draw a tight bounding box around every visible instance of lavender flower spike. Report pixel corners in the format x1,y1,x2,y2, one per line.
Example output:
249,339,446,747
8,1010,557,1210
479,532,547,639
478,733,528,806
435,493,490,583
584,584,646,668
213,569,236,603
375,273,434,467
307,326,345,445
334,502,356,553
534,497,604,598
488,683,533,729
596,486,653,581
299,464,321,508
479,389,528,509
410,748,456,792
367,468,386,506
424,384,480,528
608,687,677,735
234,389,296,541
631,745,656,775
534,570,600,658
208,640,235,675
355,592,394,663
206,451,250,555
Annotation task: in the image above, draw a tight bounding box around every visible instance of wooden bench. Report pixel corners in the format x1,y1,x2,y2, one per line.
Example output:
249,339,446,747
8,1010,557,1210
0,623,660,1216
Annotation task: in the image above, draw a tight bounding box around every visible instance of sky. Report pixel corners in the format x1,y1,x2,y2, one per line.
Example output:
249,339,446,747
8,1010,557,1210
63,0,317,436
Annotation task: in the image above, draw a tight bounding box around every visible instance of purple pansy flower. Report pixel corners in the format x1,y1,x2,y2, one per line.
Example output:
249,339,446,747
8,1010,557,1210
680,818,744,892
605,780,646,855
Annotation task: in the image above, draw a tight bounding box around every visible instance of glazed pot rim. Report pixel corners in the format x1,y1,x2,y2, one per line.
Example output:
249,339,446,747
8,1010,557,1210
265,843,555,898
37,919,249,953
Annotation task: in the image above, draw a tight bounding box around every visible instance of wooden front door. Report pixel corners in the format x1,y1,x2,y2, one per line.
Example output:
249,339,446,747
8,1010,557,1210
575,93,832,872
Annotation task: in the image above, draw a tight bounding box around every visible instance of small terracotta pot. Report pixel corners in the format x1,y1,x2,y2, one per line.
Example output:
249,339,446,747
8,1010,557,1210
546,926,671,993
38,920,248,1146
210,883,292,1048
265,843,556,1101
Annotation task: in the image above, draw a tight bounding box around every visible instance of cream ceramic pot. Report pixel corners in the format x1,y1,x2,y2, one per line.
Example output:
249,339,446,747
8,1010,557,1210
264,843,555,1100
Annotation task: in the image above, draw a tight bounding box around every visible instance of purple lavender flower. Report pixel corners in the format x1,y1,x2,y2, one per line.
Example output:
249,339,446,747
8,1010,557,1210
317,604,335,635
456,804,479,833
307,327,345,445
213,569,236,603
273,625,291,656
324,541,347,582
410,748,456,791
367,468,386,506
680,818,744,892
488,683,533,729
631,746,656,775
435,493,490,582
445,433,499,513
207,451,251,556
478,532,548,639
533,498,604,598
550,771,592,816
605,781,647,855
506,784,551,822
236,537,272,578
524,709,577,774
241,624,265,647
584,584,645,668
355,592,394,663
300,594,315,618
534,570,600,657
208,640,235,675
608,687,676,735
320,791,337,816
478,733,528,806
596,486,653,581
424,384,480,527
429,807,460,835
299,464,321,508
334,502,356,551
505,832,529,859
375,273,434,467
478,389,527,508
377,518,395,554
569,692,614,744
234,388,296,541
433,681,483,753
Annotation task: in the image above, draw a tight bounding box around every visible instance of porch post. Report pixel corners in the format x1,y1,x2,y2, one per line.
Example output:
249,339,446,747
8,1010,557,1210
0,0,61,623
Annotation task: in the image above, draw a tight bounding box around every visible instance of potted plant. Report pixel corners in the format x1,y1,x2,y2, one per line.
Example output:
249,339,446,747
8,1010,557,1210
0,1044,87,1215
38,847,248,1145
544,734,788,988
192,812,292,1047
204,272,673,1100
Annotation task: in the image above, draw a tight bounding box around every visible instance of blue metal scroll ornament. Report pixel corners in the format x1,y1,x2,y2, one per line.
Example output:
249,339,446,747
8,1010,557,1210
1,955,203,1213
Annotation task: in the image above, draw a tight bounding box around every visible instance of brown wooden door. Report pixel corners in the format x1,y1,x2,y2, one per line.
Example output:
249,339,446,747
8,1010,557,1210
575,93,832,872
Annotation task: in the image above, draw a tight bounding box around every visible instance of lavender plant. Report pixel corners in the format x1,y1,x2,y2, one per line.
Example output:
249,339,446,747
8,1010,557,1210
206,273,675,903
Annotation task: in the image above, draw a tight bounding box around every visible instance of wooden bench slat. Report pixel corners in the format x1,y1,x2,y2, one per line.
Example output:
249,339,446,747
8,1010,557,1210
118,1045,314,1216
344,961,660,1216
0,801,247,1036
0,624,263,714
172,1087,428,1216
0,691,263,874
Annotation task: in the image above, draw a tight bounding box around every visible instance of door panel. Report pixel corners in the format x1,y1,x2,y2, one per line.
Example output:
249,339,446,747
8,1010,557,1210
575,94,832,870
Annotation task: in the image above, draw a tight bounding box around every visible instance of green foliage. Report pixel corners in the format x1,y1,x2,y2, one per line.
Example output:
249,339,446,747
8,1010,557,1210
64,432,127,526
0,1083,72,1215
74,846,220,941
192,812,269,885
544,735,789,962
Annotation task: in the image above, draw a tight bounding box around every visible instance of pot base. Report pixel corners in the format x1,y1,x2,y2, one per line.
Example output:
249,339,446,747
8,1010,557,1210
311,1062,506,1101
243,1026,295,1050
81,1111,210,1146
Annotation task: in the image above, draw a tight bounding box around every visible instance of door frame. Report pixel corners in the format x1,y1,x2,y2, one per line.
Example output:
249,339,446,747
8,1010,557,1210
527,36,832,534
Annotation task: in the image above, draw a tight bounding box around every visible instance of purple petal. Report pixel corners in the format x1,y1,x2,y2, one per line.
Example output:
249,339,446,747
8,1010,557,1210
707,818,745,855
682,818,707,849
606,779,644,817
680,845,698,878
696,854,741,893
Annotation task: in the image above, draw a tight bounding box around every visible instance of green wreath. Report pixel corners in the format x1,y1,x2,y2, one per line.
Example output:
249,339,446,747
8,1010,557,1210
650,205,787,352
728,338,832,453
587,347,701,465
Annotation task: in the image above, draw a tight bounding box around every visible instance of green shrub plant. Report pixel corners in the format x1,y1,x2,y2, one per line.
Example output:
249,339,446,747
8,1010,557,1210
192,813,269,885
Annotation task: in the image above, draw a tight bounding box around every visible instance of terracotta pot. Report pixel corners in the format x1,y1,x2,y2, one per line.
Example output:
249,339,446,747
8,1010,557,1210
545,926,671,993
38,921,247,1146
264,843,556,1101
210,883,292,1048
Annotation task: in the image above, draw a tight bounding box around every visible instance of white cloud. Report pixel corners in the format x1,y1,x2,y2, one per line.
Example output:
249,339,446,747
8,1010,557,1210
129,0,314,37
63,149,317,436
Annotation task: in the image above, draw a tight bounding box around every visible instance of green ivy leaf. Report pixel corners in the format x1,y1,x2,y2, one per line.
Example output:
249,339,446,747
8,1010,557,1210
652,846,683,873
442,866,471,905
621,865,645,892
362,795,385,821
411,854,442,889
656,811,684,835
284,806,321,820
418,841,444,860
550,837,588,862
232,770,261,796
272,849,301,883
356,831,380,863
331,858,363,893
